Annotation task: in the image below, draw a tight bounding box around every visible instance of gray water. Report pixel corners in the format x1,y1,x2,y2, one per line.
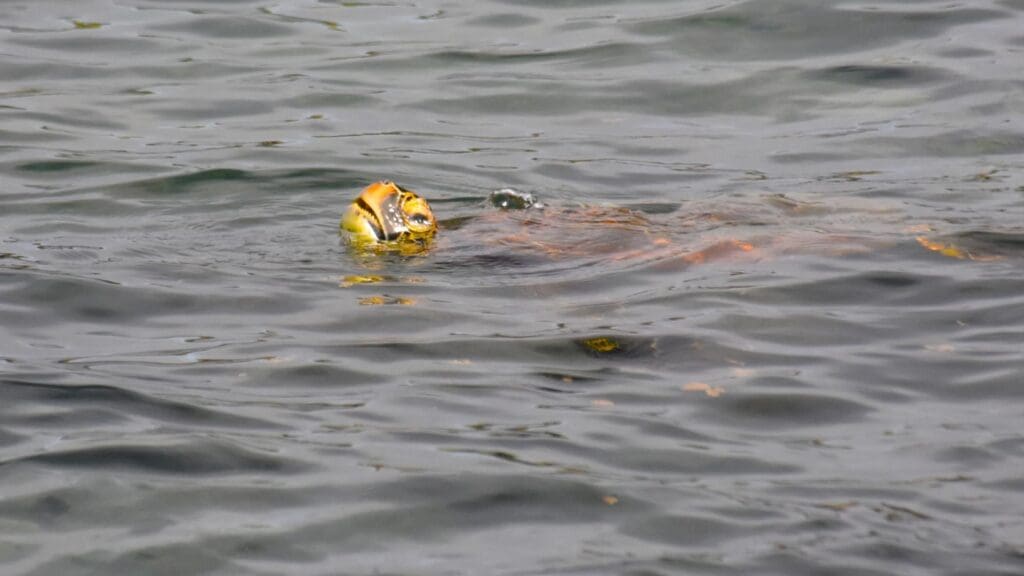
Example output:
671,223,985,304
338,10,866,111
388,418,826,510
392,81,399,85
2,1,1024,574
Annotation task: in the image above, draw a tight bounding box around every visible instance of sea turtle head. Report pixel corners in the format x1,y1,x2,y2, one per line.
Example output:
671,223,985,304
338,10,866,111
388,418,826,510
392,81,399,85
341,181,437,245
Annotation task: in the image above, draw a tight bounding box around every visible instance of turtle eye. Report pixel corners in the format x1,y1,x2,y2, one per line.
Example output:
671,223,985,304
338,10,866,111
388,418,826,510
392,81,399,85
408,213,429,226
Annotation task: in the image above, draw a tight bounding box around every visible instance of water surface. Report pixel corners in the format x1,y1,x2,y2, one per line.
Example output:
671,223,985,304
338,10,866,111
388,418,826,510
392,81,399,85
1,1,1023,575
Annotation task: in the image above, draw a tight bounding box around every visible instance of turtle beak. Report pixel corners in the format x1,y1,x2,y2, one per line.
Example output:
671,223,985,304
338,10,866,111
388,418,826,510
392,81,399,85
400,194,437,235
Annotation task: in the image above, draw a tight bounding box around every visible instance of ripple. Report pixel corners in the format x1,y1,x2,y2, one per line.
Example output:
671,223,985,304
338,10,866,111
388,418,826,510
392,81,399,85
3,273,305,325
0,379,278,429
414,68,855,120
627,1,1009,60
151,16,297,39
705,393,874,429
245,363,388,389
465,13,541,27
10,35,164,53
597,446,800,475
620,514,743,547
858,130,1024,158
150,99,275,121
806,64,952,87
735,271,952,307
948,231,1024,258
494,0,624,6
5,439,307,476
427,42,650,68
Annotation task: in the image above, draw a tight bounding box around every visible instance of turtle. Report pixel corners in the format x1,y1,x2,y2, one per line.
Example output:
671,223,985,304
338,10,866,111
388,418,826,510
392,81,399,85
340,180,763,268
340,180,998,267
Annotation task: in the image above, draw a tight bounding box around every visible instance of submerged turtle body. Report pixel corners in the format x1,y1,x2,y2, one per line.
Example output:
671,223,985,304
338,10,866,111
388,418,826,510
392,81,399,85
465,192,669,260
470,191,762,268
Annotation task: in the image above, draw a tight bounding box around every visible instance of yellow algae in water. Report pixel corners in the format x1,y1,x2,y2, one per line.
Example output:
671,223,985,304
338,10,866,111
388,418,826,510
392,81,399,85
73,20,103,29
358,295,415,306
582,337,620,353
339,274,385,288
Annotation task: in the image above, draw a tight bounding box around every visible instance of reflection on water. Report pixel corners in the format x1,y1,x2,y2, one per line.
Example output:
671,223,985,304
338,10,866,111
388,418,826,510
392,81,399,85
1,0,1023,575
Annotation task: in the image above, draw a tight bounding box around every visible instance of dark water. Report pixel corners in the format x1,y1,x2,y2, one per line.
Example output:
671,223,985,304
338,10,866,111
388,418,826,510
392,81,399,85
2,1,1023,574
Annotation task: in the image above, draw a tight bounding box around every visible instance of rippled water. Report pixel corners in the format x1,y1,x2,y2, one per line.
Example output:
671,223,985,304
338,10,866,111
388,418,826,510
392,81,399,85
2,1,1023,574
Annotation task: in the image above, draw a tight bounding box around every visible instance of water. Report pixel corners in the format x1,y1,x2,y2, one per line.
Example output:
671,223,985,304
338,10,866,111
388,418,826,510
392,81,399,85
1,1,1023,574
